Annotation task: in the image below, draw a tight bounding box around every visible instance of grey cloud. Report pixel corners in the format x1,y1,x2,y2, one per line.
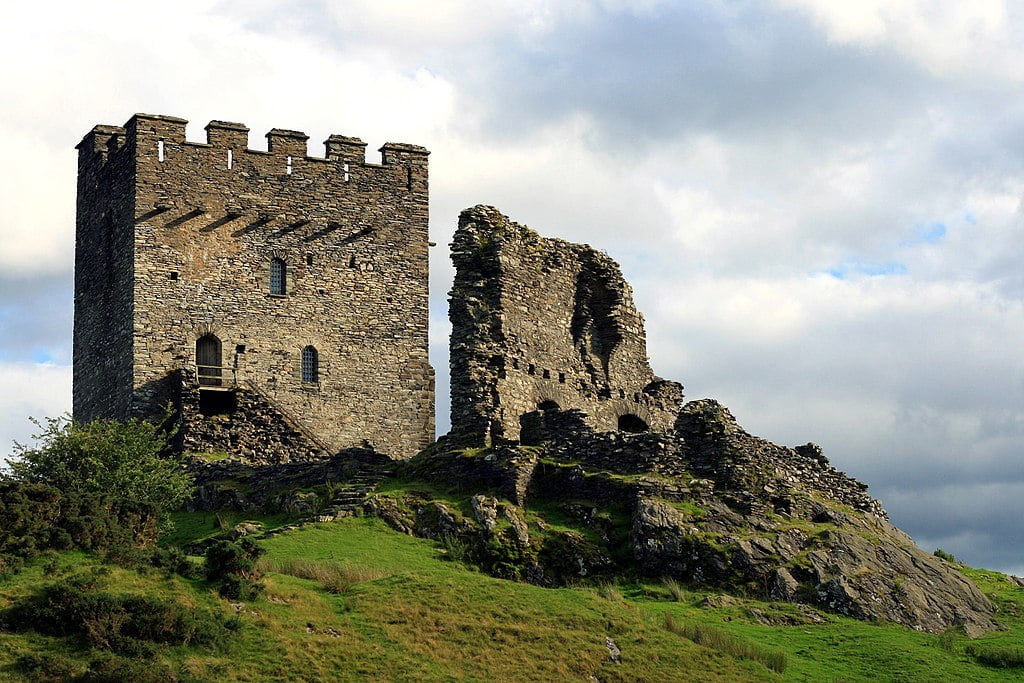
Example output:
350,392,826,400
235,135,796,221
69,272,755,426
0,272,72,362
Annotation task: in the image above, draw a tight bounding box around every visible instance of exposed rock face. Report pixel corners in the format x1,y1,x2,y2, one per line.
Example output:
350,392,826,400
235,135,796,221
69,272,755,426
388,414,995,634
449,205,682,445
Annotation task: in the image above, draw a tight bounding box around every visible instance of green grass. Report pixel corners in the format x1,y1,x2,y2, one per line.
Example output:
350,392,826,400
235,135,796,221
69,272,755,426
2,514,1023,681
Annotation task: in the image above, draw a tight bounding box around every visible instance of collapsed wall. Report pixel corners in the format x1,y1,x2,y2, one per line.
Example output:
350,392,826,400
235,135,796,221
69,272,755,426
449,205,683,445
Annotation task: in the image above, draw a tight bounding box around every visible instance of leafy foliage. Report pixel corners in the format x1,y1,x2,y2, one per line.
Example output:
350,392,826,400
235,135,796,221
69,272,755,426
0,481,158,572
204,537,266,600
5,571,236,656
5,413,193,521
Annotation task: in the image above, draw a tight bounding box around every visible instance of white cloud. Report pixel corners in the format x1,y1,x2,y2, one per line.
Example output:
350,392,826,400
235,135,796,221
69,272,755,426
0,362,71,463
776,0,1024,79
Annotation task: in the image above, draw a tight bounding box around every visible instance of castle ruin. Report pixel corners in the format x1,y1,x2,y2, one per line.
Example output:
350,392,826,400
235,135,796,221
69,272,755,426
73,114,435,460
448,206,683,445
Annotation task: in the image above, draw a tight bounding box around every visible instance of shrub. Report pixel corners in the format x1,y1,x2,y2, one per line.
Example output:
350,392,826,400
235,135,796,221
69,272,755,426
6,572,234,655
934,548,958,563
15,652,82,681
0,482,159,574
5,413,193,530
150,545,203,579
205,537,266,600
663,612,787,674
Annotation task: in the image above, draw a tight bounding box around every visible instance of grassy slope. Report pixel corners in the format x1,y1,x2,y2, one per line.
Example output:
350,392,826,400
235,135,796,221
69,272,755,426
1,514,1022,681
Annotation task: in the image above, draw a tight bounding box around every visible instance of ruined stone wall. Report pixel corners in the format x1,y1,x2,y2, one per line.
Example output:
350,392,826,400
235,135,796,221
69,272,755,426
74,113,434,459
449,205,682,445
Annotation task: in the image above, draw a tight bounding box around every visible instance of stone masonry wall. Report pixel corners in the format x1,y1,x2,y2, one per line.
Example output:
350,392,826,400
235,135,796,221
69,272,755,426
74,113,435,459
73,125,137,421
449,205,682,445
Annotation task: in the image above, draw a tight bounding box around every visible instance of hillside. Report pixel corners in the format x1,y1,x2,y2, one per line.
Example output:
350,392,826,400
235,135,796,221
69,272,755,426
2,504,1023,681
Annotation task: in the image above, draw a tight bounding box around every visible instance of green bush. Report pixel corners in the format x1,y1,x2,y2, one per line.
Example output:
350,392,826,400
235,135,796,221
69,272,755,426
15,652,82,681
934,548,958,563
205,537,266,600
5,413,193,529
5,572,234,655
150,545,203,579
0,481,159,572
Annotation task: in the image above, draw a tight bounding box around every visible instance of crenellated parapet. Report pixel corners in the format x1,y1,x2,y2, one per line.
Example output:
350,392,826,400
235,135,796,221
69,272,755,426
77,114,428,195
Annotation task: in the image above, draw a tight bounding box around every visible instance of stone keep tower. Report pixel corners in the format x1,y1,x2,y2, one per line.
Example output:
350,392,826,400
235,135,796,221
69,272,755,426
74,113,434,460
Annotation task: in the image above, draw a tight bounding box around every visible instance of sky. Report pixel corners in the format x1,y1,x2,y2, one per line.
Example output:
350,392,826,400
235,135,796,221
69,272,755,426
1,0,1022,575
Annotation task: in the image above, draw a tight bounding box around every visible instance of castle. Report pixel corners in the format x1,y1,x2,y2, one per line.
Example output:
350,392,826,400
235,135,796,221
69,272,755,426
73,114,435,460
73,114,681,461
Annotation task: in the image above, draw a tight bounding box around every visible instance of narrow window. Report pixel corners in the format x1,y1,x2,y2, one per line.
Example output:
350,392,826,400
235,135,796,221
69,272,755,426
558,372,566,384
343,163,350,182
269,258,286,294
168,271,179,280
542,369,551,379
157,140,165,162
301,346,318,383
227,149,233,169
286,155,293,175
305,253,314,266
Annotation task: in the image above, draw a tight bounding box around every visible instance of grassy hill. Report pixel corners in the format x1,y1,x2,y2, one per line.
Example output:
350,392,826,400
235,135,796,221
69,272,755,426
2,512,1023,682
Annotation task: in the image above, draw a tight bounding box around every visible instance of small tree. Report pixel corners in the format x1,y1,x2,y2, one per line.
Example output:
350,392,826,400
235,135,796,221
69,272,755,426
5,414,193,524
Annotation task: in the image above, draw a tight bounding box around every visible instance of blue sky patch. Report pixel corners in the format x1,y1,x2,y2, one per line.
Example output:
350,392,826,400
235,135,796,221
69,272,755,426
824,260,908,279
900,222,946,247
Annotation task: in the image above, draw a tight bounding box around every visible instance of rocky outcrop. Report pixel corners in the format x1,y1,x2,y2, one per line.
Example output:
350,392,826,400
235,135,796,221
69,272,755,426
376,402,996,635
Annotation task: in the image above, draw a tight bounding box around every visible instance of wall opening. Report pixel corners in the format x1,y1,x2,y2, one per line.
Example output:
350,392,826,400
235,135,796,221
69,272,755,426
199,389,236,416
617,414,649,433
157,140,165,162
538,400,560,412
227,149,233,170
301,345,319,383
196,334,223,386
270,257,287,294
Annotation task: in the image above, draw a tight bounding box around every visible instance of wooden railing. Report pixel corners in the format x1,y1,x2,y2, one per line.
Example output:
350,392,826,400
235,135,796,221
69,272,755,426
196,364,237,388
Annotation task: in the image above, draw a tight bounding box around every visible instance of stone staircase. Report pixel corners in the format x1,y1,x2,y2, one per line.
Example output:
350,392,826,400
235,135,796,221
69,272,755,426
309,463,396,522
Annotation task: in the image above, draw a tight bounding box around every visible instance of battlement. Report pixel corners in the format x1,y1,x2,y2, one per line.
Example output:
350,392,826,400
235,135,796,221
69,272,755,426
76,113,429,169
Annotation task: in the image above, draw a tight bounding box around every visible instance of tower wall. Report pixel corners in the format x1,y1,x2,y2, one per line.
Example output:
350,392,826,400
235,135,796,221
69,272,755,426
74,113,434,459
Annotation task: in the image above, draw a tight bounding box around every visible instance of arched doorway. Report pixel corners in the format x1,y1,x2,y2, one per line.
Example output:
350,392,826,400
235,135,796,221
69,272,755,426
617,413,649,433
537,400,560,412
196,334,222,386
